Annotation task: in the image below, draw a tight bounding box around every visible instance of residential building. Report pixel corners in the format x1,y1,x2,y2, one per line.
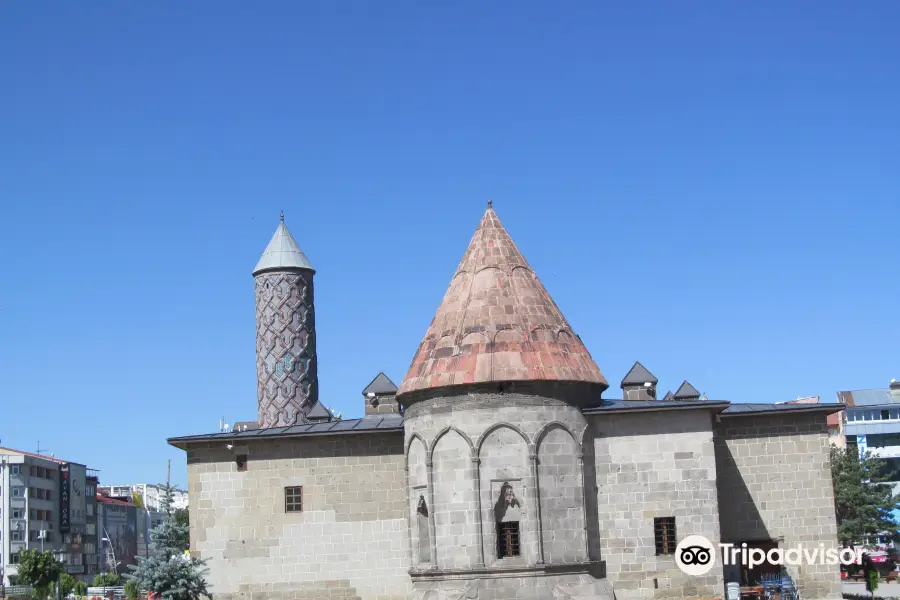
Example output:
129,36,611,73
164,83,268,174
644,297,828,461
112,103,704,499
98,484,187,512
0,447,100,585
169,207,845,600
838,380,900,476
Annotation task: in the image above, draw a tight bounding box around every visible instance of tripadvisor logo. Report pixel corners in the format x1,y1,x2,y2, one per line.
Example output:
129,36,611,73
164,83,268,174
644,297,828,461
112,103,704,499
675,535,865,576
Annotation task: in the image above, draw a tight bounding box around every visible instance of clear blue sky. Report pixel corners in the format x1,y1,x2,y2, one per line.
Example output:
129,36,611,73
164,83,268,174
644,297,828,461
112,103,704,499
1,2,897,486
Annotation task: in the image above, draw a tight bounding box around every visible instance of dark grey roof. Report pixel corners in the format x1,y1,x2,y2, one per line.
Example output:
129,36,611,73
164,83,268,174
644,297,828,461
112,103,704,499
720,402,844,417
674,380,701,399
362,372,398,396
620,361,658,387
582,399,729,415
306,401,333,420
168,414,403,448
232,420,259,432
662,391,674,401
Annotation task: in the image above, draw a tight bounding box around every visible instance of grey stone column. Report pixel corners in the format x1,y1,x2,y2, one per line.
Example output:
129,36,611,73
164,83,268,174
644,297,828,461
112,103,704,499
472,457,485,567
577,450,590,561
426,458,438,568
529,453,544,565
405,465,415,568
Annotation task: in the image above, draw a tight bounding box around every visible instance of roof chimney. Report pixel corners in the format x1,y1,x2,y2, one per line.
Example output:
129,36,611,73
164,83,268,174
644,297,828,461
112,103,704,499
891,379,900,391
362,372,400,417
620,362,658,400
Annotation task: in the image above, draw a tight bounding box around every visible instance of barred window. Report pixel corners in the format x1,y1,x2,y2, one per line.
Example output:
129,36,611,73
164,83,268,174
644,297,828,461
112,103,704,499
497,522,520,558
285,486,302,513
654,517,676,555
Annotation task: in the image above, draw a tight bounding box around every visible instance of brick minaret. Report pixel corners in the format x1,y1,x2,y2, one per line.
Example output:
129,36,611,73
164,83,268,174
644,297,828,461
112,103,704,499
253,213,319,428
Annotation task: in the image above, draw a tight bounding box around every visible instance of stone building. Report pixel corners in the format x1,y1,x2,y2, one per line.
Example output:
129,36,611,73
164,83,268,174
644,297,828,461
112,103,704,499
169,206,844,600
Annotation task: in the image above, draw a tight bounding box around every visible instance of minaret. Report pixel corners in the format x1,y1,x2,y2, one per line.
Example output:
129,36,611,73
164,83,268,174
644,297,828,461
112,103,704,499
253,213,319,428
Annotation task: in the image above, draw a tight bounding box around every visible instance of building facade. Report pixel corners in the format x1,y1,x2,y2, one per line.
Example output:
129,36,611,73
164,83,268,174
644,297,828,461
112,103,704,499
99,483,188,512
839,381,900,474
170,207,844,600
0,447,100,585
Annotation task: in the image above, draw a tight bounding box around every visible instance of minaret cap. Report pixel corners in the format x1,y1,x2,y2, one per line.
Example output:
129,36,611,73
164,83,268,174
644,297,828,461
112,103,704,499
253,214,314,275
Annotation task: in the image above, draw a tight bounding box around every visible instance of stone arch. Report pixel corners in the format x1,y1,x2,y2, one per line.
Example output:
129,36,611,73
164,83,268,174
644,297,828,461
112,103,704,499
406,433,427,462
537,421,586,564
476,422,533,457
429,426,475,459
432,428,479,569
493,328,524,344
535,421,581,455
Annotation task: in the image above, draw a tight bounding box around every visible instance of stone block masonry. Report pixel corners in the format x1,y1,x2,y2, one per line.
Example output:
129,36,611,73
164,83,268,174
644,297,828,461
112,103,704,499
186,432,411,600
590,409,724,600
714,413,841,600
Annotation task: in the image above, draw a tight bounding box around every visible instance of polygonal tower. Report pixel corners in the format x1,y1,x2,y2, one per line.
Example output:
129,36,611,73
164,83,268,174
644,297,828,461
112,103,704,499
253,213,319,428
398,203,613,600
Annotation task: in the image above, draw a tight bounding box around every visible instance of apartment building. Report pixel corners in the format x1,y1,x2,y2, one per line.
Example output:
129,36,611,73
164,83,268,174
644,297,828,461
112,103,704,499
98,483,188,512
0,447,100,585
839,379,900,474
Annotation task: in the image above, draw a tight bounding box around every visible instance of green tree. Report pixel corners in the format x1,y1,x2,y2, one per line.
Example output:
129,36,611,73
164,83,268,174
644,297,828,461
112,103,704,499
132,491,145,509
831,446,900,546
174,507,189,529
74,581,88,597
124,580,141,600
128,476,210,600
58,573,78,598
16,549,61,600
93,573,122,587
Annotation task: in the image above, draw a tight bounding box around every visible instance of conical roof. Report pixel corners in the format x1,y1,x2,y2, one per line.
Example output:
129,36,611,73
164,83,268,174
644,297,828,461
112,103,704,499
253,214,314,275
397,204,608,397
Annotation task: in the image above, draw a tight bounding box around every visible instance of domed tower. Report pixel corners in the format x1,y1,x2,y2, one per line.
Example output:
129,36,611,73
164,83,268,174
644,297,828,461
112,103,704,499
398,203,612,600
253,213,319,428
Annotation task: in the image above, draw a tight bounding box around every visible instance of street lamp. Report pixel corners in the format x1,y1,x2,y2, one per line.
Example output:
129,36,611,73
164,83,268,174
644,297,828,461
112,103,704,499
101,528,118,576
53,549,67,600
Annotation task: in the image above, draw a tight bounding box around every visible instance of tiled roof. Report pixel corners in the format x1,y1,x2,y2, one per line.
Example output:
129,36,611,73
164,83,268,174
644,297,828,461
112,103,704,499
167,399,844,448
620,361,658,387
398,205,608,397
252,216,314,275
838,389,900,407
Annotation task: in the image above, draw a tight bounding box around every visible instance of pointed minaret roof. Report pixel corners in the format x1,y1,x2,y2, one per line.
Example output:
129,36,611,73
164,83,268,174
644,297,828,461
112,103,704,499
362,372,398,396
674,380,701,400
662,390,675,402
252,213,314,275
397,204,608,397
620,361,658,388
306,400,333,421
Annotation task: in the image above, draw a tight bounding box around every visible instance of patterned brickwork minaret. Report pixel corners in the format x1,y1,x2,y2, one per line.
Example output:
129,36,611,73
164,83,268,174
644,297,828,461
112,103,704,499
253,214,319,428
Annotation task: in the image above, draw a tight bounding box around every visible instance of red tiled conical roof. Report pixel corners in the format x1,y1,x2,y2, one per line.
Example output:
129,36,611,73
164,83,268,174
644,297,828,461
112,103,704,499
397,205,608,397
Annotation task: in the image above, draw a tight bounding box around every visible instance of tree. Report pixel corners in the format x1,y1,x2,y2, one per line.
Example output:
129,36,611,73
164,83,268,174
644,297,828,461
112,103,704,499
16,549,61,599
128,465,210,600
93,573,122,587
132,491,145,509
174,508,189,529
831,446,900,547
74,581,89,598
58,573,78,598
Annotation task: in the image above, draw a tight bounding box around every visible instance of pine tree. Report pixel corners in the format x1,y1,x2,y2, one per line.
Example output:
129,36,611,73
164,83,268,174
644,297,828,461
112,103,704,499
831,445,900,547
128,465,210,600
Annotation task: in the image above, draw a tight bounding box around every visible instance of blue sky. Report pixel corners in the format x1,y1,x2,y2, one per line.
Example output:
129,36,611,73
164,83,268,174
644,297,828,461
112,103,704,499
1,2,897,486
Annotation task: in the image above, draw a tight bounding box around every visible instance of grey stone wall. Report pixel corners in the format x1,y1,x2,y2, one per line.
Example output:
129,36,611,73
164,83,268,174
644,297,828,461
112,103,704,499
589,409,724,600
714,413,841,600
255,270,318,427
186,432,411,600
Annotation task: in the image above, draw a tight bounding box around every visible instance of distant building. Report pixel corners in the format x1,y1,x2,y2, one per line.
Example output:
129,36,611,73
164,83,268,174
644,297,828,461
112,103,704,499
776,397,846,447
98,483,188,511
839,379,900,475
0,447,100,585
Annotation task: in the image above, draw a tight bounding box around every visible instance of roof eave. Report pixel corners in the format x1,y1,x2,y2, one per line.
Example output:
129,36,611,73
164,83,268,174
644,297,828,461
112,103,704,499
719,404,845,418
582,401,731,416
167,424,404,450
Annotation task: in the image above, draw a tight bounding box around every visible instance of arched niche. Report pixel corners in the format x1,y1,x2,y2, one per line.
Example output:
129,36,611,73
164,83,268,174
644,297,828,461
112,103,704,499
537,424,586,564
432,429,478,569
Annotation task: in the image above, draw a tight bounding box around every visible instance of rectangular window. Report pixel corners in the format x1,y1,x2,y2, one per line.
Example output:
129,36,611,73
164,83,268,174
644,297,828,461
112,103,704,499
30,466,37,477
37,488,45,499
655,517,677,555
285,486,302,512
30,509,36,520
497,522,520,558
87,504,94,516
11,465,20,475
14,487,23,497
29,530,37,542
10,553,20,565
882,410,890,420
46,489,51,501
86,523,96,535
13,508,22,519
37,467,45,478
236,455,248,472
12,531,23,542
46,510,52,521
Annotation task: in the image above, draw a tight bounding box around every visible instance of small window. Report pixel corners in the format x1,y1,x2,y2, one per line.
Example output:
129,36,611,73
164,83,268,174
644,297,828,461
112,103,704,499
46,489,51,501
30,466,37,477
655,517,677,555
236,455,248,472
285,486,302,512
10,553,20,564
13,487,22,497
11,531,23,542
11,465,20,475
882,410,891,420
45,510,51,521
12,509,22,519
497,522,520,558
37,488,45,500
